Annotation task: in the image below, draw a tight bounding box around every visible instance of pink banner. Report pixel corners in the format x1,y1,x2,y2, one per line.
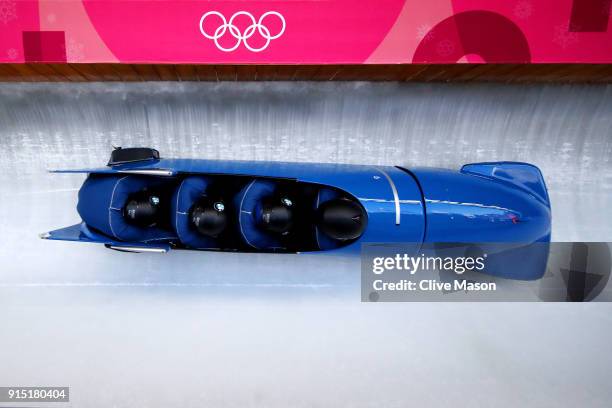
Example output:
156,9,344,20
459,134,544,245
1,0,611,63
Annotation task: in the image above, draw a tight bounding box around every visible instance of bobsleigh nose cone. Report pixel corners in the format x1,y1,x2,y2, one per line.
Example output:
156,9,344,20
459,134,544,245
124,194,161,227
191,200,228,237
261,198,294,234
318,198,367,241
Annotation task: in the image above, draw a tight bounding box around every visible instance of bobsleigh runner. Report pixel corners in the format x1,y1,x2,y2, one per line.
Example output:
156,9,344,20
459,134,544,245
42,147,551,279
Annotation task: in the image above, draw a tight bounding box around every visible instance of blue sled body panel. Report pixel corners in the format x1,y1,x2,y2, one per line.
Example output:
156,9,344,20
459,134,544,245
411,162,551,244
44,223,171,252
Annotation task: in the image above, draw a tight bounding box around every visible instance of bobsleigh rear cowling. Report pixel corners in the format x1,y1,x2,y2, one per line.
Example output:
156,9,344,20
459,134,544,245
43,148,551,279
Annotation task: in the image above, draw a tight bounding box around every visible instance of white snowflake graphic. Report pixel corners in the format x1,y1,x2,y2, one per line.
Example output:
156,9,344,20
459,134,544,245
514,1,533,20
436,39,455,57
6,47,17,60
416,24,434,42
553,24,579,49
0,0,17,25
64,38,85,62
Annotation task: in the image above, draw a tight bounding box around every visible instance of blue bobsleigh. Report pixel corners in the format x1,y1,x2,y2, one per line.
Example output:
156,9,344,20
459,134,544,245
42,148,551,278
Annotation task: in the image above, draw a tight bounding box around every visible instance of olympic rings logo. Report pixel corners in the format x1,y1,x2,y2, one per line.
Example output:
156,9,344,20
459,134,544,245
199,11,286,52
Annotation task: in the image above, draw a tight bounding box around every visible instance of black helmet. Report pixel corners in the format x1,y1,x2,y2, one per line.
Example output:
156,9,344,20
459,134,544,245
191,198,227,238
124,191,162,227
260,197,294,234
317,198,366,241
